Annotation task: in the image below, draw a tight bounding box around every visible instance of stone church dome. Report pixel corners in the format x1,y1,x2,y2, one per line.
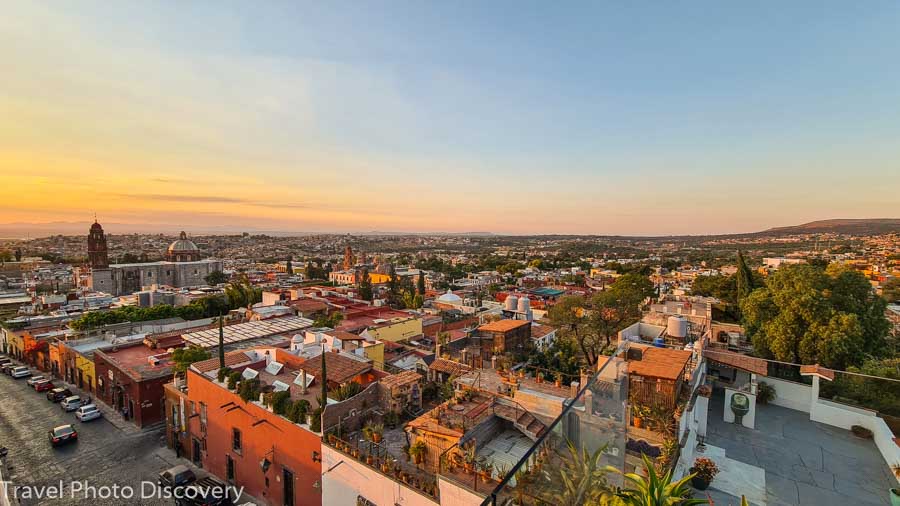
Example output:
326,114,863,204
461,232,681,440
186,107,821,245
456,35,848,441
167,231,201,262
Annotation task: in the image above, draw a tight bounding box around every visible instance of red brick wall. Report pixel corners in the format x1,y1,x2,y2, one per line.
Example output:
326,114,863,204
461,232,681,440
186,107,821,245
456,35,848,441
186,370,323,506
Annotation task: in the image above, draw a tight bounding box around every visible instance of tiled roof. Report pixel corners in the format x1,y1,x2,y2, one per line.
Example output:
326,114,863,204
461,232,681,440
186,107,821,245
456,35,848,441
192,351,252,373
530,324,556,339
800,364,835,381
379,370,421,390
288,299,329,312
704,349,768,377
300,351,372,385
628,347,693,381
429,358,472,376
478,319,530,333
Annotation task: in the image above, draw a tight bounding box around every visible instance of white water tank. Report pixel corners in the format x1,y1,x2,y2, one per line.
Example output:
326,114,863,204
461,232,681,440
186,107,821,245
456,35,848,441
667,315,688,338
517,296,530,313
505,295,518,311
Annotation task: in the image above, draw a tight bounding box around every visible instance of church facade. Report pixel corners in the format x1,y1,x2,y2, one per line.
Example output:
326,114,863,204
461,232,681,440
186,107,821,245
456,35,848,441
85,224,223,296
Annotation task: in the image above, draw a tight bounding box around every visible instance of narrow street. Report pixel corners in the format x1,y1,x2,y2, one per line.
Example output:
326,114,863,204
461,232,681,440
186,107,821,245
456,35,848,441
0,367,174,505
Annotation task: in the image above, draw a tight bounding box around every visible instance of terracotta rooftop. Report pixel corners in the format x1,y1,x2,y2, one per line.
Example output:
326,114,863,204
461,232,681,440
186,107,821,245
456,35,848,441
379,370,421,390
192,351,253,373
429,358,473,376
628,346,693,381
530,324,556,339
478,319,531,333
300,351,372,385
328,330,366,342
800,363,835,381
288,299,329,312
704,349,768,377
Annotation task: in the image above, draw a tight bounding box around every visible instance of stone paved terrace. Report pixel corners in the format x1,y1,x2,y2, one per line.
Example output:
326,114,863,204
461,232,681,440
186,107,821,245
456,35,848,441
702,391,896,506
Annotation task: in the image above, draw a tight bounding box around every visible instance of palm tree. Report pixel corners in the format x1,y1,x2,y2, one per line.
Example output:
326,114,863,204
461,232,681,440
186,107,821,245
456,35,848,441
606,454,708,506
551,440,613,506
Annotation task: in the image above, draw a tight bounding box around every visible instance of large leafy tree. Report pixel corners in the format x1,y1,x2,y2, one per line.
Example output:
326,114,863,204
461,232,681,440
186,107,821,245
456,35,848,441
741,264,889,369
204,270,228,286
417,271,426,295
549,273,653,366
173,346,211,373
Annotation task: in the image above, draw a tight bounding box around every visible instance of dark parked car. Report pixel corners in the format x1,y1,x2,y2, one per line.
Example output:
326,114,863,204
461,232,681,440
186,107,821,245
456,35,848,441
47,387,73,402
48,424,78,447
175,476,234,506
158,465,197,492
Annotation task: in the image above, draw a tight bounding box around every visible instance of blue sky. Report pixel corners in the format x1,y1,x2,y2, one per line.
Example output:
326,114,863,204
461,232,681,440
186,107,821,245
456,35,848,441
2,1,899,234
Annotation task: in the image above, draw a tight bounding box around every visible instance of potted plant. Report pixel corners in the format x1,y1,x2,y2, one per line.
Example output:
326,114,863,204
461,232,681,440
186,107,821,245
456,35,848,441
757,381,776,404
463,443,477,474
366,454,374,465
536,371,544,384
381,461,391,473
479,461,494,483
410,441,427,466
369,422,384,443
554,372,563,388
632,404,648,429
697,384,712,398
690,457,719,490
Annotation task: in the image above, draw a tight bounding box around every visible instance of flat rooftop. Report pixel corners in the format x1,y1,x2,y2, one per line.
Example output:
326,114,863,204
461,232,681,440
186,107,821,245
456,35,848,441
181,316,313,348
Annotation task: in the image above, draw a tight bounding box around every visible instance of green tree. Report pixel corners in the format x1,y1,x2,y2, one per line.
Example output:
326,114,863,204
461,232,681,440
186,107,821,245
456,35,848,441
172,346,211,373
357,268,373,301
690,274,736,303
14,248,22,262
883,278,900,303
401,290,423,309
735,250,755,303
313,312,344,329
204,270,228,286
0,250,12,263
217,314,225,370
417,271,426,295
285,255,293,275
741,264,889,369
386,264,400,305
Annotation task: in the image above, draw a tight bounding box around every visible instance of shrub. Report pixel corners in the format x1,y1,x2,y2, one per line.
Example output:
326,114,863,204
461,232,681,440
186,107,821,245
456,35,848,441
271,391,291,415
239,378,261,402
217,367,231,383
851,425,873,439
757,382,776,404
227,370,242,390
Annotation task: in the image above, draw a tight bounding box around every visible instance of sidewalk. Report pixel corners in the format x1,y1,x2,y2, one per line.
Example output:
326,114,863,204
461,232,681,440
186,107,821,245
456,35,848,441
53,378,148,436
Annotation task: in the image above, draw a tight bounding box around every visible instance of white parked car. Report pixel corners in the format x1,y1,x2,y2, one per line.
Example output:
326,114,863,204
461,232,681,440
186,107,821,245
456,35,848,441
61,395,82,412
11,366,32,379
75,404,101,422
26,375,46,386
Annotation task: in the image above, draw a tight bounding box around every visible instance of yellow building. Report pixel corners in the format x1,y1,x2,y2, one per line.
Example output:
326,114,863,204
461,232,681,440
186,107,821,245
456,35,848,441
362,341,385,370
362,317,423,343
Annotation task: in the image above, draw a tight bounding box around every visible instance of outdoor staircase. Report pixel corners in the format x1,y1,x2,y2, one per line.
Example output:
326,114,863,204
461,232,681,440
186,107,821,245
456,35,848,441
492,398,546,441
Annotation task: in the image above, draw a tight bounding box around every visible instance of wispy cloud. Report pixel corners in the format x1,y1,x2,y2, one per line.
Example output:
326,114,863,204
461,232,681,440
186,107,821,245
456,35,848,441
115,193,309,209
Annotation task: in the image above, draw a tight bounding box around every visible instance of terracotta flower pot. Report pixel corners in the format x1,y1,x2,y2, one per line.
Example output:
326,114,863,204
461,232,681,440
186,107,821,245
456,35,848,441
633,417,643,429
372,433,382,443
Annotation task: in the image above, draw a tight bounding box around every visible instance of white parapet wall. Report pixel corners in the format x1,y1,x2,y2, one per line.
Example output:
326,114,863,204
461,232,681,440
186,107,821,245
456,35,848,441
321,445,439,506
762,376,815,413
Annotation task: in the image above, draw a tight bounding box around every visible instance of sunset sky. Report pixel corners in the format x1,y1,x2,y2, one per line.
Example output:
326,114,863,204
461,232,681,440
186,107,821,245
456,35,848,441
2,1,899,236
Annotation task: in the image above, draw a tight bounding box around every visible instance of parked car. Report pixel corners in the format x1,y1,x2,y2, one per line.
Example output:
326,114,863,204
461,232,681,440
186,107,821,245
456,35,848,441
47,387,73,402
175,476,234,506
48,424,78,447
158,465,197,492
75,404,102,422
61,396,83,412
0,358,13,370
34,379,54,392
26,375,46,386
2,362,17,374
11,366,32,379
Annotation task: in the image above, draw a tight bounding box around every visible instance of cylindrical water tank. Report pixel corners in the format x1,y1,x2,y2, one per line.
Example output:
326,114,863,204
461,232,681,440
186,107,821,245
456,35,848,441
517,296,530,313
505,295,518,311
667,315,688,338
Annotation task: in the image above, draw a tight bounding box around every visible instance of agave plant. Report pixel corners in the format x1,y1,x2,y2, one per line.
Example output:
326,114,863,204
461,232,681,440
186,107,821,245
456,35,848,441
550,440,613,506
606,454,708,506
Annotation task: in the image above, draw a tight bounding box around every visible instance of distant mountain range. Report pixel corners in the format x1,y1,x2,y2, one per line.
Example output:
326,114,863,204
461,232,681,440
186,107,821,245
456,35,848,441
757,219,900,237
0,218,897,239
